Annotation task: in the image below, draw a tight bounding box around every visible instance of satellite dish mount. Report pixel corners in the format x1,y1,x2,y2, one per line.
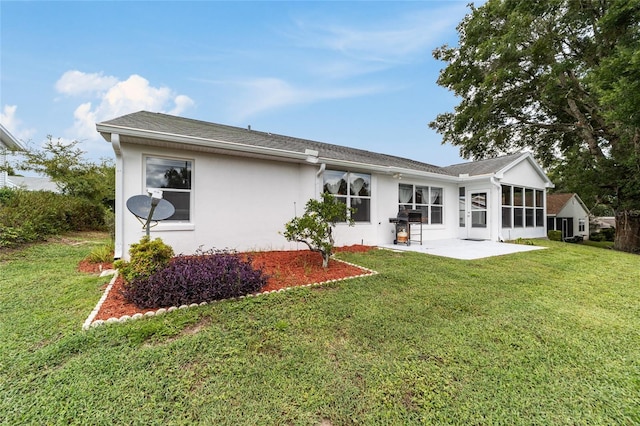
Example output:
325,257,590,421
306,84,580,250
126,189,176,237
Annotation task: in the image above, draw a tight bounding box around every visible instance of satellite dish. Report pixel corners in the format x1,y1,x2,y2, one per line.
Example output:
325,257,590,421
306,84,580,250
126,194,175,236
127,195,175,221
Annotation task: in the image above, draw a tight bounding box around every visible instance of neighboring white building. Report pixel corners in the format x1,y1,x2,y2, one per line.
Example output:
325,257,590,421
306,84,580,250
7,176,60,192
546,193,590,240
97,111,554,259
0,124,25,188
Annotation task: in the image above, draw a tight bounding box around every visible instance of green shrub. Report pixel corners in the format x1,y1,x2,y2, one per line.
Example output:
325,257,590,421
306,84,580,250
0,187,16,205
103,209,115,240
63,197,106,231
547,230,562,241
601,227,615,242
114,237,174,283
0,189,106,247
0,225,31,247
590,232,605,242
513,238,534,245
84,241,115,263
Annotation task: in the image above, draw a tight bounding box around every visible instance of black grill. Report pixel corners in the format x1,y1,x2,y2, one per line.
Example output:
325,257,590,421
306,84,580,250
389,209,422,245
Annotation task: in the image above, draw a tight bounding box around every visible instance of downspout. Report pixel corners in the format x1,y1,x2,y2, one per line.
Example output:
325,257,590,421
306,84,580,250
111,133,125,259
490,176,504,242
316,162,326,196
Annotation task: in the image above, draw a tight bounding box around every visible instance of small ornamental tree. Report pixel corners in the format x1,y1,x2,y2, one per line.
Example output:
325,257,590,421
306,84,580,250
283,192,354,268
7,136,116,210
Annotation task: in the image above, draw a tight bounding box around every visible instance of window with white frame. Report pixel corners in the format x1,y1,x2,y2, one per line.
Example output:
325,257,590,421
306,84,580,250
578,218,586,232
398,183,443,224
459,187,466,227
535,190,544,228
501,185,544,228
323,170,371,222
145,156,192,221
501,185,512,228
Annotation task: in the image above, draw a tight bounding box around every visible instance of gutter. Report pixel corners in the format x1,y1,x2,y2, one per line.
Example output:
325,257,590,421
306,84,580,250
97,122,463,183
97,123,314,163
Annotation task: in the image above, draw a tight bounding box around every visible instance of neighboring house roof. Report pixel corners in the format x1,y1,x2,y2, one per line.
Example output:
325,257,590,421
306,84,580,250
0,123,25,151
547,193,589,216
7,176,60,192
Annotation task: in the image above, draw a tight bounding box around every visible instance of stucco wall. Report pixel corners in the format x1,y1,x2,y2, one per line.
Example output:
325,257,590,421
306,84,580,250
116,142,467,258
118,143,325,258
370,175,460,246
114,145,551,258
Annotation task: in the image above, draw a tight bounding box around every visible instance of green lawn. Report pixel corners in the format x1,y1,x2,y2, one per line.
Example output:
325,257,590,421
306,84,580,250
1,233,638,425
580,239,616,250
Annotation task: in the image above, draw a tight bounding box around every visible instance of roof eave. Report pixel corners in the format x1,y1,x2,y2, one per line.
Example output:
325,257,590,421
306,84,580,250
97,122,460,181
0,124,25,151
322,159,458,182
97,123,312,163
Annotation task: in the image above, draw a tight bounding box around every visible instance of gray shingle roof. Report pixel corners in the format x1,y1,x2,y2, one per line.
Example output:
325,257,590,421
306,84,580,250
443,152,525,176
98,111,534,179
99,111,451,175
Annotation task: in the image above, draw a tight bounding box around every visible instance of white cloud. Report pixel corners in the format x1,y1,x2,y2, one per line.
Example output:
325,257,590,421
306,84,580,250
170,95,195,116
287,5,465,76
54,71,194,140
0,105,37,142
228,77,384,121
55,70,119,96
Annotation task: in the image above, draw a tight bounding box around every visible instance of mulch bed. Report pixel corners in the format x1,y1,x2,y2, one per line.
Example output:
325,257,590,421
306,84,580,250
79,245,375,322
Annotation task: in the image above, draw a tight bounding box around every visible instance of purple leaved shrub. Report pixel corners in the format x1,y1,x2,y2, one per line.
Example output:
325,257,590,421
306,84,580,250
122,249,268,309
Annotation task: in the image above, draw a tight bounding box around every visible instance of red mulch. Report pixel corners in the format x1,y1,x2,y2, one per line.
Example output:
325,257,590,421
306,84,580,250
79,245,374,322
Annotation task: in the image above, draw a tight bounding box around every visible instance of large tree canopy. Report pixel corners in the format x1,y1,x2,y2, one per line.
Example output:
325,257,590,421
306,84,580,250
431,0,640,252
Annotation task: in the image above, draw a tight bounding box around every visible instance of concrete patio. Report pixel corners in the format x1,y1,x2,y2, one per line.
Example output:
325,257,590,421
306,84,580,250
379,239,545,260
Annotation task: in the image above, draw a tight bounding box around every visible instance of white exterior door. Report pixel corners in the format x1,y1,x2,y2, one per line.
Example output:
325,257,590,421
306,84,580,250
467,190,491,240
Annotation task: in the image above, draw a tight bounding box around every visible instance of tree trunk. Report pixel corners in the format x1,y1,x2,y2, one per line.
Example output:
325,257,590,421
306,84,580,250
614,210,640,254
322,252,330,268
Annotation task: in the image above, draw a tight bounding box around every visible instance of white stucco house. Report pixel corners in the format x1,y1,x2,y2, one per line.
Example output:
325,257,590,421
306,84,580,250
96,111,554,259
546,193,590,241
0,123,25,188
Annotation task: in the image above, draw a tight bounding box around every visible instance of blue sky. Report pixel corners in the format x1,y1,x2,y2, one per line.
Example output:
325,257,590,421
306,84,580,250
1,1,476,168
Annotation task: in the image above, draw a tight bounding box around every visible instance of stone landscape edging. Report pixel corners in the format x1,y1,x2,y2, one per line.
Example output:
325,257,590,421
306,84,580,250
82,258,378,330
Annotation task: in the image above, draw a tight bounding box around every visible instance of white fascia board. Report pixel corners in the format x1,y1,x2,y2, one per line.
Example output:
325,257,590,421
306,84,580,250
321,157,459,182
456,172,496,182
96,124,311,162
97,123,461,181
0,124,25,151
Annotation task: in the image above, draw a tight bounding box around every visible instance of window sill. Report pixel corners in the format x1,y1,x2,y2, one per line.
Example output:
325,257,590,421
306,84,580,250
151,223,195,232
